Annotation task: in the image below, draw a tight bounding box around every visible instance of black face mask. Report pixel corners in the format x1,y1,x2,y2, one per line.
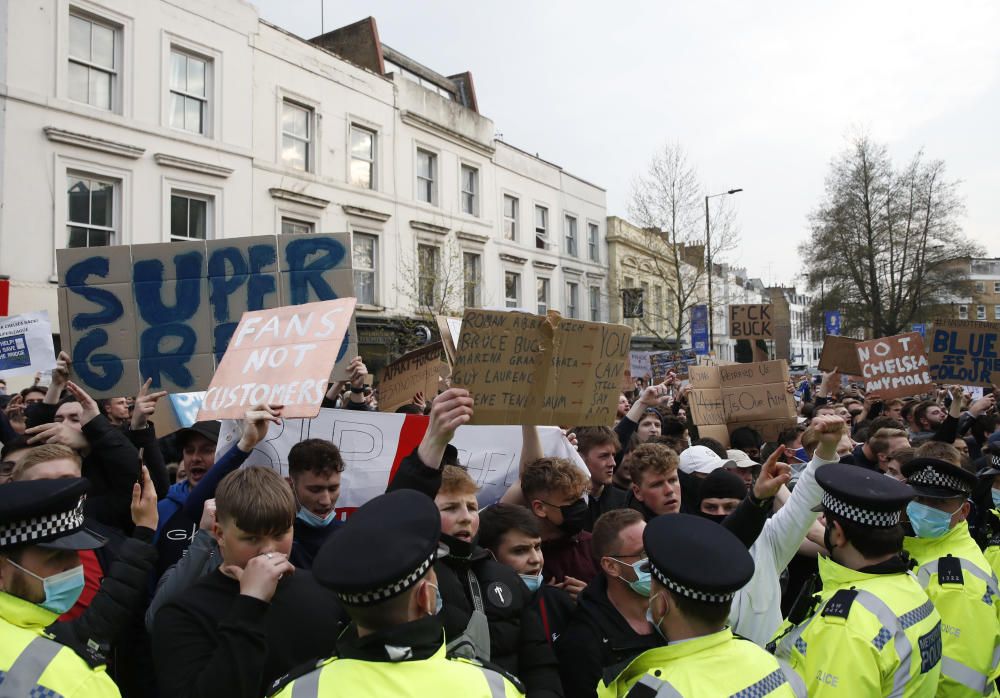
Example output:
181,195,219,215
557,499,589,536
697,511,727,525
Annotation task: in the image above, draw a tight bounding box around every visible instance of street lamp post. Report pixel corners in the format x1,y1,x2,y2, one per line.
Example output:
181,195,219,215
705,188,742,354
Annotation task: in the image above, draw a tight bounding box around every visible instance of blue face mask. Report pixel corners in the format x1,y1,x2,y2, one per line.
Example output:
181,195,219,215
645,594,668,642
612,558,651,597
906,500,956,539
991,489,1000,510
520,572,543,593
296,507,338,528
9,561,85,614
427,582,443,614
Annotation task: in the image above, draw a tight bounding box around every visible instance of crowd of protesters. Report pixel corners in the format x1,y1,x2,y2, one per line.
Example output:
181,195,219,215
1,349,1000,697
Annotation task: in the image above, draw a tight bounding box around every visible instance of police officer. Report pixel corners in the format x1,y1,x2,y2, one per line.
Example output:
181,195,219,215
0,478,120,697
902,457,1000,697
770,463,942,696
269,489,524,697
598,513,802,697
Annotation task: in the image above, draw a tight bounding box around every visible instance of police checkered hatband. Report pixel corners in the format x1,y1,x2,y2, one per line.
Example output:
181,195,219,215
908,465,970,495
648,561,735,604
0,496,86,547
821,491,900,528
337,550,437,606
993,454,1000,469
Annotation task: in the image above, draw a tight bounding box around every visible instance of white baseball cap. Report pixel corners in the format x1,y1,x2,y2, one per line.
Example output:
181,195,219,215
726,449,760,469
679,445,736,475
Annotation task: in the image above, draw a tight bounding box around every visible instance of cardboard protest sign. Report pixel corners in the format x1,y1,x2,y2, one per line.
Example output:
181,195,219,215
451,309,631,426
219,408,589,515
198,298,356,420
928,319,999,387
377,342,443,412
818,335,862,375
855,332,933,398
718,360,790,388
688,388,725,424
57,234,357,398
689,364,722,389
729,304,773,340
688,359,795,440
720,383,796,422
0,311,56,379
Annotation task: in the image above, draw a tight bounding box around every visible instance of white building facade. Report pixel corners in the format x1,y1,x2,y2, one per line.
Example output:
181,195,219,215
0,1,608,371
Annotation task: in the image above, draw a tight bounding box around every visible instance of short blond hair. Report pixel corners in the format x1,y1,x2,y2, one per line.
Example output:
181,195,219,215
623,443,678,487
12,444,82,481
521,457,589,501
440,465,479,497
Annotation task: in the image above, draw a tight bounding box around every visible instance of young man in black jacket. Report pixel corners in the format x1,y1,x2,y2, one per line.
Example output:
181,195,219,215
287,438,345,568
152,465,346,698
387,388,563,697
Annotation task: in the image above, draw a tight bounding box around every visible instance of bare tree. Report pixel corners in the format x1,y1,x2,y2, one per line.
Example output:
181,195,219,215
801,135,981,338
627,144,739,345
394,235,469,320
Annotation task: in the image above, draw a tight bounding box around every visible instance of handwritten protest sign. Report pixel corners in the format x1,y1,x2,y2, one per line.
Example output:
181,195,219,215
377,342,443,412
928,319,999,387
818,334,862,375
729,304,773,340
221,408,589,514
198,298,356,420
57,234,357,398
855,332,932,398
689,359,795,442
451,309,631,426
0,311,56,379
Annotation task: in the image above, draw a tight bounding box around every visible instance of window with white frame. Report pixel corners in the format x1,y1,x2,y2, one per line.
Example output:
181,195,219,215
995,282,1000,294
281,100,312,171
463,253,482,308
564,215,578,257
504,271,521,308
958,305,968,320
281,218,313,236
975,281,986,293
68,11,119,111
537,278,550,315
995,305,1000,321
535,205,548,249
66,174,117,248
350,125,376,189
566,282,579,319
589,286,601,321
416,149,437,204
170,192,211,241
587,223,599,262
169,49,209,134
461,165,479,216
417,244,439,308
503,195,519,241
353,233,378,305
977,305,986,320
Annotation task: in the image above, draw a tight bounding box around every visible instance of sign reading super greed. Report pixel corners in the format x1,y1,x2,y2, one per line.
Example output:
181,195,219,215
56,234,357,398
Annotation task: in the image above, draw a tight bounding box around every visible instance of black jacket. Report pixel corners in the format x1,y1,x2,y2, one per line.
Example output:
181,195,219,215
388,447,563,697
289,517,342,569
625,486,768,550
839,443,880,471
531,585,576,648
554,574,659,698
585,485,628,532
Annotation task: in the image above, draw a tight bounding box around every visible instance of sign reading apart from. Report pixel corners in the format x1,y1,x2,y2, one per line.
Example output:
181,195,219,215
451,309,631,426
377,342,443,412
729,304,773,340
198,298,356,420
56,234,357,399
688,359,796,442
928,319,999,387
0,311,56,379
855,332,933,398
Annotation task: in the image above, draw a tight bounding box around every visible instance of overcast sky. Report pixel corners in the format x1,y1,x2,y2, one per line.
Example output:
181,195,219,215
252,1,1000,289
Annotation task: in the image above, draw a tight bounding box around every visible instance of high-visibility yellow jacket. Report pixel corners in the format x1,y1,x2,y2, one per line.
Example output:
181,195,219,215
269,642,524,698
905,521,1000,697
0,591,120,698
597,627,803,698
770,555,942,697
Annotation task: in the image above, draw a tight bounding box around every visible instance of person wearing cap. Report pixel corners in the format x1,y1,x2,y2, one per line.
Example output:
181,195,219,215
597,513,800,697
972,454,1000,579
0,478,121,697
725,448,758,489
769,463,942,696
269,489,525,697
902,457,1000,696
154,405,278,580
